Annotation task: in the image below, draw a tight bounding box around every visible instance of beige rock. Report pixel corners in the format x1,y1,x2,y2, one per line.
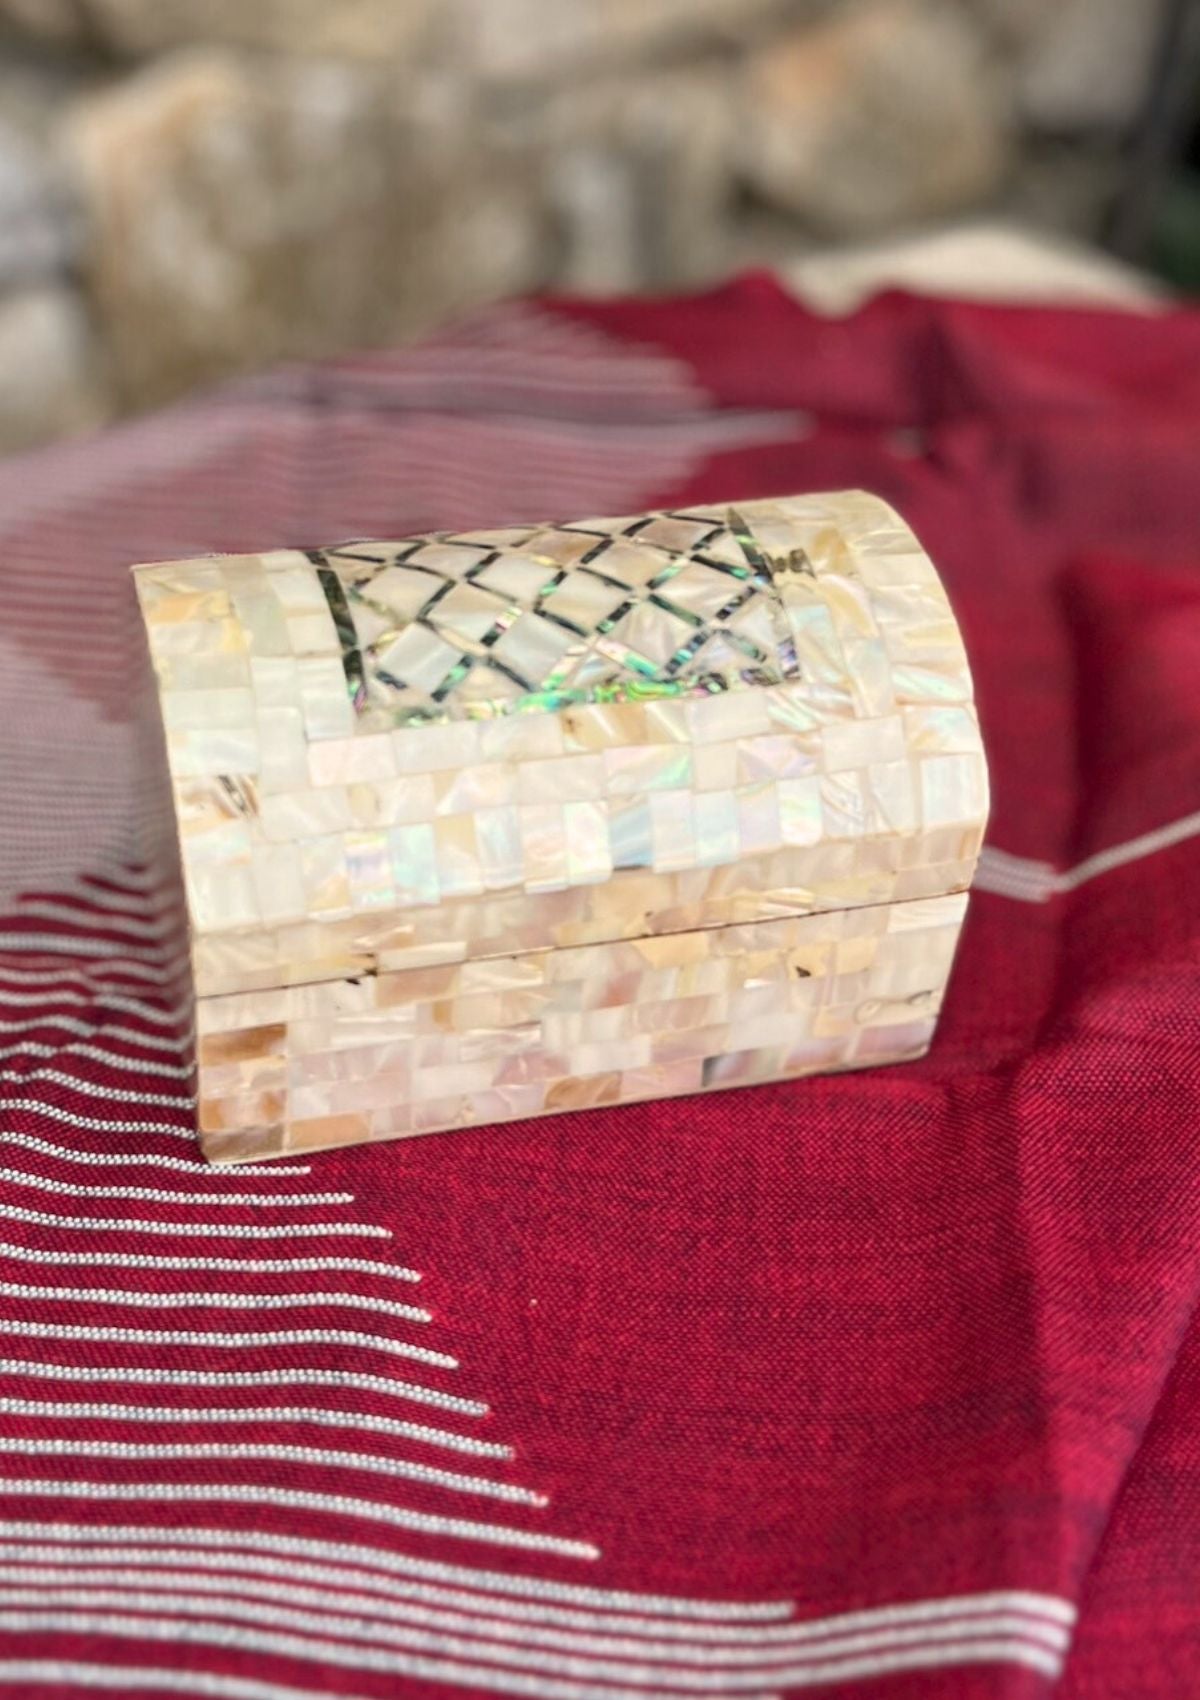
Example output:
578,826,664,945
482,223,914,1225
1003,139,1125,240
962,0,1050,52
0,284,110,451
0,116,79,285
64,51,545,411
740,0,1013,236
456,0,793,82
0,36,105,144
0,0,80,44
538,67,737,292
0,0,806,74
1018,0,1167,132
0,0,441,59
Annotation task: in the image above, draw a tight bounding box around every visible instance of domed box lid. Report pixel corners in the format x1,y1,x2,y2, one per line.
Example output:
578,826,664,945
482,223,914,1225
132,490,988,1006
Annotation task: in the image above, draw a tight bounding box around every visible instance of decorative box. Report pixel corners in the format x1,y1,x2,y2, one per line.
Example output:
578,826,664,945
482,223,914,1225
132,491,988,1164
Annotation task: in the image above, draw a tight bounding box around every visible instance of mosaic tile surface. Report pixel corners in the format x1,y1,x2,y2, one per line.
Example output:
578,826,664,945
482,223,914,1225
196,893,968,1163
307,507,802,723
132,490,989,1162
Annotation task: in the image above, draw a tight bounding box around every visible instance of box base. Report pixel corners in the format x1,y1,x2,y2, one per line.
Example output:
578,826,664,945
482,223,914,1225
197,891,968,1164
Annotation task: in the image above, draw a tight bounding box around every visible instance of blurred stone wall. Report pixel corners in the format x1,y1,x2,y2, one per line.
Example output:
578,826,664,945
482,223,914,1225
0,0,1167,451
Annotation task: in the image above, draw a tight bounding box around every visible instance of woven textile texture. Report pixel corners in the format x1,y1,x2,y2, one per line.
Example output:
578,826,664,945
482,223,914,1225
0,273,1198,1699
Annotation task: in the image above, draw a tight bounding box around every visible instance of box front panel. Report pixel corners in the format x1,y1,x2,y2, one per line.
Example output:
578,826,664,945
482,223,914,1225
197,890,968,1163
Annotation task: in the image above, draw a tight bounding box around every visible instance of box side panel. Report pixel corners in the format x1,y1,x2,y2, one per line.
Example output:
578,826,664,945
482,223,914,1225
130,580,195,1056
197,889,969,1164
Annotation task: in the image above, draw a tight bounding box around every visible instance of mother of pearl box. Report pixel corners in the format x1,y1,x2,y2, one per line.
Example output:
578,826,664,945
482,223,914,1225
132,491,988,1164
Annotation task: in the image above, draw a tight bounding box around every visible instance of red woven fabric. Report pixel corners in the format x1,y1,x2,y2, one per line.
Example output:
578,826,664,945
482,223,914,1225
0,274,1198,1699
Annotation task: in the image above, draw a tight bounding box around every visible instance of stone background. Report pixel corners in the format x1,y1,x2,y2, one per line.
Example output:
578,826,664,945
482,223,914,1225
0,0,1170,452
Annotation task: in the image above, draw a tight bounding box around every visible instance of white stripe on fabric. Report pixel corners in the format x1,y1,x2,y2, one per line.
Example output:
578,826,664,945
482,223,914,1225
0,1609,1062,1692
79,866,157,893
0,1665,375,1700
6,917,179,955
0,1545,1078,1644
76,876,157,901
2,1020,184,1050
0,1520,786,1617
0,1491,599,1560
0,1043,57,1065
7,873,157,907
976,808,1200,903
0,1572,1074,1666
0,976,83,995
0,1133,304,1176
19,868,156,895
11,903,176,942
0,990,185,1025
681,1590,1074,1639
0,958,168,985
0,935,164,961
11,897,173,938
0,1443,540,1505
0,1404,509,1459
0,1170,347,1208
0,1247,419,1281
0,1045,194,1078
19,1071,194,1106
1057,820,1198,888
2,1102,191,1134
62,881,161,916
0,1322,454,1366
0,1363,482,1415
0,1017,183,1044
0,1170,348,1208
0,1543,759,1636
744,1638,1064,1688
53,1049,195,1080
0,1608,761,1698
973,848,1059,902
0,1284,430,1323
0,1205,387,1238
69,874,160,902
